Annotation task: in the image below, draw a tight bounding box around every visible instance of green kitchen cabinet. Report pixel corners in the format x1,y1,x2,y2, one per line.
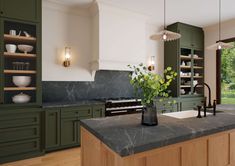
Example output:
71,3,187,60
45,109,60,150
180,97,204,111
0,0,41,22
0,108,43,164
92,105,105,118
45,104,105,152
61,117,78,147
155,98,179,114
178,23,204,50
61,106,92,147
165,22,205,108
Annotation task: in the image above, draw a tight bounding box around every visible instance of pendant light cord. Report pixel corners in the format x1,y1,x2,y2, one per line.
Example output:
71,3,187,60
164,0,166,29
219,0,221,41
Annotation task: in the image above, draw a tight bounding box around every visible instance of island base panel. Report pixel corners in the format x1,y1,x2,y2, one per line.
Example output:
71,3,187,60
81,127,235,166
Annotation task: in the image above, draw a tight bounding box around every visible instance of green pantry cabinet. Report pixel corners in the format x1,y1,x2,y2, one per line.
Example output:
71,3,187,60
45,105,105,152
0,0,42,164
160,22,205,113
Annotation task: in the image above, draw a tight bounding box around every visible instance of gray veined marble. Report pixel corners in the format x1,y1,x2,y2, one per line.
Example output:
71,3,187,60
42,70,134,102
80,112,235,157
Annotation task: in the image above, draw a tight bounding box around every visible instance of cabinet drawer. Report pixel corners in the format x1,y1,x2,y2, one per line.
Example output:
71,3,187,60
61,107,92,118
0,113,40,129
0,139,40,157
92,105,105,118
0,126,39,143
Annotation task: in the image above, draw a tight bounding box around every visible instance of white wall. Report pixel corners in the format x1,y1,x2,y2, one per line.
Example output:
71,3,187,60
42,1,94,81
204,19,235,100
42,1,163,81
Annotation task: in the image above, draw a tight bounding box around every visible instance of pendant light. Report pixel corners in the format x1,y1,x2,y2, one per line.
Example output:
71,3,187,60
207,0,233,50
150,0,181,41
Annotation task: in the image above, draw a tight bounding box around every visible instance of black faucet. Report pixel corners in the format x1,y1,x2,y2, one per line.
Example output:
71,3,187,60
194,83,212,108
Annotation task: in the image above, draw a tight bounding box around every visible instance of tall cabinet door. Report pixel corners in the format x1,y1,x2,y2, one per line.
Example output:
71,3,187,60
45,109,60,150
0,0,41,22
179,24,193,48
61,117,78,146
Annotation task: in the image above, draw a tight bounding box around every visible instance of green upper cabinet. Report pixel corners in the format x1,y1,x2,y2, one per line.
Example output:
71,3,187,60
178,23,204,50
0,0,41,22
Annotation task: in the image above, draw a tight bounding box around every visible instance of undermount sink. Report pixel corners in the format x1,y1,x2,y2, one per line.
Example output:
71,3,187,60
163,110,212,119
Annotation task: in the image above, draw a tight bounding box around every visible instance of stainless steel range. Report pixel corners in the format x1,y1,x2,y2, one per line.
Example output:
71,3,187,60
105,98,144,116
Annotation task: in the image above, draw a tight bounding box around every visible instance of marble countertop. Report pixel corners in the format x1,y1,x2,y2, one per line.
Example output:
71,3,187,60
42,100,105,108
81,111,235,157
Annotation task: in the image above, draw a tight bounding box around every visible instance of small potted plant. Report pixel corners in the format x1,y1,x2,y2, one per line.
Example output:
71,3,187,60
128,63,177,126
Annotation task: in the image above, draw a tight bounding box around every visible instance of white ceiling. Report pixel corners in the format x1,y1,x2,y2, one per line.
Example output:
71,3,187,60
49,0,235,27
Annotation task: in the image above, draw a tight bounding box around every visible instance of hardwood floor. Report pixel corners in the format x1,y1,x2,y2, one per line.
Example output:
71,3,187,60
1,148,81,166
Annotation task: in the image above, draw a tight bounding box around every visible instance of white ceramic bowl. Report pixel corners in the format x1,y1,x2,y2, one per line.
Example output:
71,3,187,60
12,93,31,104
6,44,17,53
18,45,33,54
13,76,31,87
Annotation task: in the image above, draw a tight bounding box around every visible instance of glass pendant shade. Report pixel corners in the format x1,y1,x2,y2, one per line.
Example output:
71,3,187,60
150,30,181,41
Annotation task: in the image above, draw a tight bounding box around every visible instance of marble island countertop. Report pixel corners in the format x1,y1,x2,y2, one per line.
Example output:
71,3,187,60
42,100,105,108
81,111,235,157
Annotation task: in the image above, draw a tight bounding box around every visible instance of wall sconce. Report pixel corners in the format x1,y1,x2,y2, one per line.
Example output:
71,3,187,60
63,47,71,67
148,56,155,71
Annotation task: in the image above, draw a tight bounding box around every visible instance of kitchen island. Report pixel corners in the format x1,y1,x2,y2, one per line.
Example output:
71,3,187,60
80,112,235,166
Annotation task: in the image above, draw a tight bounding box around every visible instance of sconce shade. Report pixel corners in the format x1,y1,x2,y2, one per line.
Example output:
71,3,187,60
63,47,71,67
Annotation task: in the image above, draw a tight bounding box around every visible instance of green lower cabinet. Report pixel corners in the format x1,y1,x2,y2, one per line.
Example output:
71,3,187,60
180,97,204,111
0,108,43,164
61,117,78,147
92,105,105,118
45,109,60,151
155,98,179,114
45,104,105,152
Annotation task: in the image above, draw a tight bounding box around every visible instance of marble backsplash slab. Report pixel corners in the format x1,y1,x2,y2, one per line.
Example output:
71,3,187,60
42,70,134,102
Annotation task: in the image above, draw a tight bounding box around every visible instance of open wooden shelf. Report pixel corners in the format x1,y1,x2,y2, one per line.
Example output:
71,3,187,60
4,52,36,58
194,66,204,69
180,85,191,88
4,70,36,74
180,66,191,69
180,55,203,60
4,87,36,91
4,34,36,43
194,76,204,78
180,76,191,78
181,66,203,69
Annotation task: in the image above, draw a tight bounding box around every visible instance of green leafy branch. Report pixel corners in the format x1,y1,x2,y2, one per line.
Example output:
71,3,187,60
128,63,177,106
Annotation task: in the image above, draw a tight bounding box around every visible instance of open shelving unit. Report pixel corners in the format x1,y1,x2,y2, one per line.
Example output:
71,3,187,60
179,48,205,97
0,19,41,106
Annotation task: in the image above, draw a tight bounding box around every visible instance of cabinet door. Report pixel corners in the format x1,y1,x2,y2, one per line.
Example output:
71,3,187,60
45,109,60,150
77,116,92,145
92,105,105,118
61,117,77,146
192,29,204,50
179,24,193,48
0,0,40,22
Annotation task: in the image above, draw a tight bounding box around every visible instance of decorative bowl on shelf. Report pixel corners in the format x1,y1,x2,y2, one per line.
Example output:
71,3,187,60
12,93,31,104
13,76,31,87
18,45,33,54
6,44,17,53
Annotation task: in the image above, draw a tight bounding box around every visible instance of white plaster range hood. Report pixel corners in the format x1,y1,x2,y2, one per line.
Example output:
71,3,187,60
90,1,148,73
